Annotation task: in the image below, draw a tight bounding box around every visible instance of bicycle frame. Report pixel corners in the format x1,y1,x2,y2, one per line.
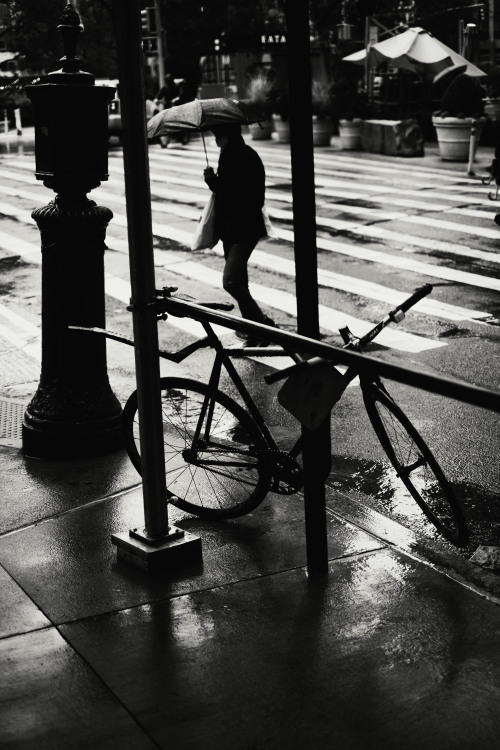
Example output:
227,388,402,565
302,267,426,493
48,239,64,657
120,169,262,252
186,320,304,460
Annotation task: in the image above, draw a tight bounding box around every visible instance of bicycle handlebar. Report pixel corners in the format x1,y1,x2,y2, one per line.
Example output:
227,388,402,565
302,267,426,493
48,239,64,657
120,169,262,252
264,284,434,386
395,283,432,314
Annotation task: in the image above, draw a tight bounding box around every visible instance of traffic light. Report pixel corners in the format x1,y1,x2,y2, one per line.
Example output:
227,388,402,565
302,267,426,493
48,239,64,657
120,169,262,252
140,7,156,35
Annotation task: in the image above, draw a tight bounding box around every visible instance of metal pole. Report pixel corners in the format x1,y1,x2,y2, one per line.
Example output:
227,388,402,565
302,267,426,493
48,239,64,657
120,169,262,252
112,0,170,541
488,0,495,68
284,0,329,576
154,0,165,88
467,120,476,176
111,0,202,571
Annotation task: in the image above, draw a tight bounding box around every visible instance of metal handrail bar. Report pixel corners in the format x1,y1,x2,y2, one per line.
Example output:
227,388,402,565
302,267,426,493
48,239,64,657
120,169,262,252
161,296,500,414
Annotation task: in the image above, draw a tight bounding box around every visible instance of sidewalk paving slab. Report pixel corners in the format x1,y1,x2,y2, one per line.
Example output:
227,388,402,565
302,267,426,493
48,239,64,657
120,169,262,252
1,127,500,748
2,442,500,748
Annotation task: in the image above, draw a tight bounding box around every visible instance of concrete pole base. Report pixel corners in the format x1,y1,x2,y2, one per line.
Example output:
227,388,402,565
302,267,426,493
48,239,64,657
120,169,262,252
111,528,203,572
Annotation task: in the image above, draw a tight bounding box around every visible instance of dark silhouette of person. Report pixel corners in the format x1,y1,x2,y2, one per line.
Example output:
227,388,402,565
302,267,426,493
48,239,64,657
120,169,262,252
203,124,275,344
155,73,179,110
490,132,500,227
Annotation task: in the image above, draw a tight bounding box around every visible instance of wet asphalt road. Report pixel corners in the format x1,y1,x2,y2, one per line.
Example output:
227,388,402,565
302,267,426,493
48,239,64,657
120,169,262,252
0,130,499,559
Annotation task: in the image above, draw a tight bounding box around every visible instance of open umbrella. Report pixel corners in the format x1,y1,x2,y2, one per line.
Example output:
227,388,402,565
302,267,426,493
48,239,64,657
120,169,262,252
147,98,265,165
343,27,486,77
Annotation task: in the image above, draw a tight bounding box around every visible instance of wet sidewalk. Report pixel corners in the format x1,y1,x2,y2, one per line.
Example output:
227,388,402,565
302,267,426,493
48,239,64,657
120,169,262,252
2,439,500,749
1,125,500,747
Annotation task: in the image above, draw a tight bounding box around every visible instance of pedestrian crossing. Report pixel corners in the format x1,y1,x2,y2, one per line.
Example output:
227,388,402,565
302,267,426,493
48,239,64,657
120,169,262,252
0,136,499,391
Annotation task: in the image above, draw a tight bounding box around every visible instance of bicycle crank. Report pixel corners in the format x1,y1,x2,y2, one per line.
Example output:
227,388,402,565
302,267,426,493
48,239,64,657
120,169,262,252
259,450,303,495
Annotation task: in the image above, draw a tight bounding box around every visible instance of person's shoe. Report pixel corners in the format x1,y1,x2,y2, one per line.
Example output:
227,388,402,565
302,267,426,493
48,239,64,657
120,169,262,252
235,332,267,347
494,214,500,228
235,317,278,346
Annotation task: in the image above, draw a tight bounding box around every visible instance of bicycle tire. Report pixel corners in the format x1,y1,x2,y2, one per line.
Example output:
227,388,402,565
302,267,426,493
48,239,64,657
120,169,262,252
362,382,468,546
122,377,272,520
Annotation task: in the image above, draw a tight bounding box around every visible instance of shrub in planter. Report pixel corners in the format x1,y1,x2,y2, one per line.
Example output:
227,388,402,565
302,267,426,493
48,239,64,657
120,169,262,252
246,74,273,140
484,66,500,122
434,73,485,119
311,79,334,146
269,88,290,142
333,79,371,150
432,74,486,160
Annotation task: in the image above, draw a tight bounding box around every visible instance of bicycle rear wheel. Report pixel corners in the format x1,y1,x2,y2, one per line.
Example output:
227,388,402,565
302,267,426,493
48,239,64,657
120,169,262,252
362,382,468,546
122,377,272,520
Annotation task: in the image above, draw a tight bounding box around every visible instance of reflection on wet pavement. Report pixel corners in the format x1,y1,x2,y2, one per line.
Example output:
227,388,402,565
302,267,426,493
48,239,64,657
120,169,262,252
328,453,500,555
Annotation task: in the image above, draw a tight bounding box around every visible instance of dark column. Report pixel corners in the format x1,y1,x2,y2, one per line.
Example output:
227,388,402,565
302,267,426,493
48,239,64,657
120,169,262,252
285,0,330,576
22,3,122,458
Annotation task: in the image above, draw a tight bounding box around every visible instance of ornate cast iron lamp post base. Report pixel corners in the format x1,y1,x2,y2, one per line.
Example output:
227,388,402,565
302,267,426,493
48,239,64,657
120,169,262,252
22,4,122,458
23,196,122,458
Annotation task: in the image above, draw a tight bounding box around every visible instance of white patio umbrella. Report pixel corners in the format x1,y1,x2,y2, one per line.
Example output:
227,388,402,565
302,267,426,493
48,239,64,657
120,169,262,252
343,27,486,77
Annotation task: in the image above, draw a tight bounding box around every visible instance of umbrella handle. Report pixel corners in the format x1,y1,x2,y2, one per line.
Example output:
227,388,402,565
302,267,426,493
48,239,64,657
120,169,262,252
201,131,209,168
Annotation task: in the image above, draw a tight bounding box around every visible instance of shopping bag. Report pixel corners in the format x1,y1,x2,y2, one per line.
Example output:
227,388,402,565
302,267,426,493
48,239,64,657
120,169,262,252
262,206,278,239
191,193,218,250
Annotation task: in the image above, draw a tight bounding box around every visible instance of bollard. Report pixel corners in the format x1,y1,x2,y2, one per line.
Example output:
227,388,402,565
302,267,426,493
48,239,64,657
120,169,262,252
22,3,123,458
467,120,477,176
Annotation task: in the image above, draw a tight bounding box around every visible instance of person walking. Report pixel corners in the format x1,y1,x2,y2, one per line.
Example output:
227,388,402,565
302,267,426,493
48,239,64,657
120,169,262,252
490,130,500,228
203,123,275,345
154,73,179,112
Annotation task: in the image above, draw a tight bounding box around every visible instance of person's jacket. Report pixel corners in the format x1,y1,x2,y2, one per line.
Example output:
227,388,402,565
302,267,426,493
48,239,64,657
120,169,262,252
208,135,266,244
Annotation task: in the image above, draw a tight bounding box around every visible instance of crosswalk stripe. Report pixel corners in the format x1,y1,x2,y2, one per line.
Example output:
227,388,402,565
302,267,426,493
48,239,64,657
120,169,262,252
100,198,497,306
20,171,495,258
1,148,498,318
398,213,500,239
0,170,483,321
0,302,40,360
276,227,500,292
146,143,478,186
153,257,444,352
0,163,498,296
95,177,500,267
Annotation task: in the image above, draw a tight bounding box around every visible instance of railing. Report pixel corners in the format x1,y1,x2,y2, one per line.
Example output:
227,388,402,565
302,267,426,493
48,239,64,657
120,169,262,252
162,296,500,414
152,296,500,575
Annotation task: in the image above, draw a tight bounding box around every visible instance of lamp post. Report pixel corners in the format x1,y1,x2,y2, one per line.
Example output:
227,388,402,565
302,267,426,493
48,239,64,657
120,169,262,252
22,3,123,458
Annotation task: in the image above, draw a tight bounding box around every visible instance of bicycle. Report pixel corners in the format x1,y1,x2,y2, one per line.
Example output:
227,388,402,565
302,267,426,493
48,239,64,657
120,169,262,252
119,282,469,547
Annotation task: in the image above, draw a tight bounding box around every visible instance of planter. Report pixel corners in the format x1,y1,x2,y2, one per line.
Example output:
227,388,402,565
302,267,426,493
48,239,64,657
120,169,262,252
432,116,487,161
312,115,333,146
272,114,290,143
338,118,363,150
249,120,273,140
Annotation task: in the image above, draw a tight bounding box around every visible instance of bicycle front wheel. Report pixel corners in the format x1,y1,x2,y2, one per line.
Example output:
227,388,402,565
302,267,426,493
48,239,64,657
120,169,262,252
122,377,272,520
362,382,468,546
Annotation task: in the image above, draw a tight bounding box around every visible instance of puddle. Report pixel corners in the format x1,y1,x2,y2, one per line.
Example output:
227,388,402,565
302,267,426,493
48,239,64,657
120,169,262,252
328,454,500,551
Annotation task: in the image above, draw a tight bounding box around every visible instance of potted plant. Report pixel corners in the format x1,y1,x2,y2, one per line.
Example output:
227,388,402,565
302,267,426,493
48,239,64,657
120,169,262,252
245,74,274,140
270,88,290,142
432,73,487,161
311,78,334,146
334,80,369,150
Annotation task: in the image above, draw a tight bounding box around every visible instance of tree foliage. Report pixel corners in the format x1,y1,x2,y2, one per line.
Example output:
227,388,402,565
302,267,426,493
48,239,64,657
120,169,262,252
2,0,487,86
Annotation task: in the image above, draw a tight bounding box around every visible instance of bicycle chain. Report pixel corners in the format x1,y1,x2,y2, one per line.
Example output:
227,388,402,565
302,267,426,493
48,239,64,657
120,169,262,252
258,449,303,495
